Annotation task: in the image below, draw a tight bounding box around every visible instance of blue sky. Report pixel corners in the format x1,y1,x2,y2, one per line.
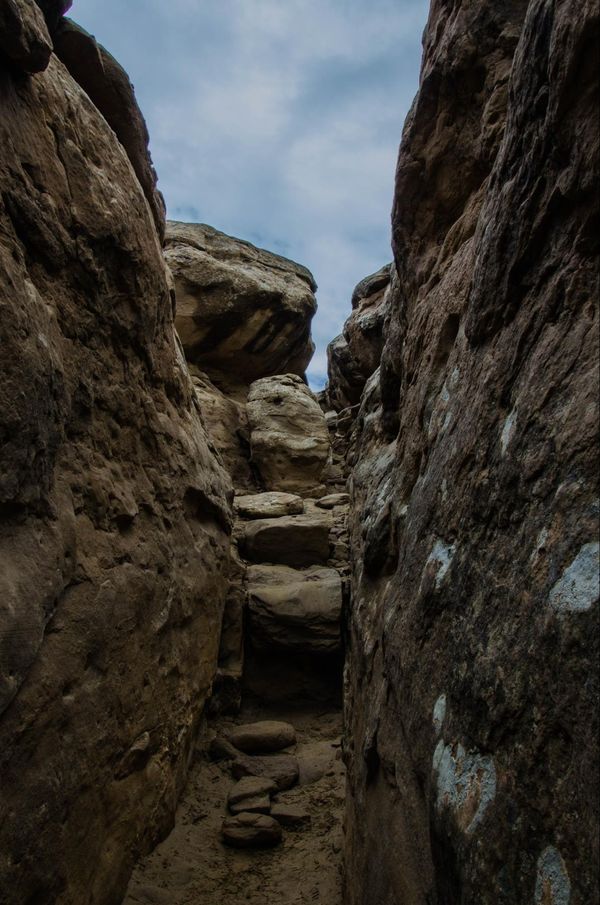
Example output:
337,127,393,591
72,0,429,388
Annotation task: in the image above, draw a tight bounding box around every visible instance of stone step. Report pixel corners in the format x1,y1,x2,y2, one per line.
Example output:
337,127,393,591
247,564,342,653
238,512,332,567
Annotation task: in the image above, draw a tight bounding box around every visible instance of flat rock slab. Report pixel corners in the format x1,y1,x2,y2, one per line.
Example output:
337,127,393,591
227,720,297,753
270,803,312,828
231,753,300,791
221,813,282,849
247,565,342,653
239,512,332,567
234,492,304,519
229,794,271,815
227,776,278,807
315,493,349,509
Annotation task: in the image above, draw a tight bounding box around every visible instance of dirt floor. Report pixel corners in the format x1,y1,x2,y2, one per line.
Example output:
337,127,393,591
123,704,345,905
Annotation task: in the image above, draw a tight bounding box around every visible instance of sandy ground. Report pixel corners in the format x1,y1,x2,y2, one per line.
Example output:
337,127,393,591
123,705,345,905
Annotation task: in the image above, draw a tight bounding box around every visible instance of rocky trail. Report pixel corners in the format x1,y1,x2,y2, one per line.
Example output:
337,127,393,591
123,371,351,905
123,707,345,905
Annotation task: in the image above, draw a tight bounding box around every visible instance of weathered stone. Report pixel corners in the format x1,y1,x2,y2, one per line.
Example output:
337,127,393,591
247,374,331,494
228,795,271,816
227,776,278,808
247,565,342,653
227,720,297,754
234,491,304,520
239,512,331,567
165,222,316,389
0,39,231,905
270,803,311,828
231,753,300,792
0,0,53,73
221,813,282,849
52,18,166,239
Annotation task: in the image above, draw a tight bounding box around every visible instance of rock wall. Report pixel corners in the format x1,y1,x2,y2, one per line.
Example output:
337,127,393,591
0,5,232,904
341,1,599,903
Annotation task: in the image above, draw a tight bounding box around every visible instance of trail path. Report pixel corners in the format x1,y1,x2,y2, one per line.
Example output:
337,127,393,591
123,705,345,905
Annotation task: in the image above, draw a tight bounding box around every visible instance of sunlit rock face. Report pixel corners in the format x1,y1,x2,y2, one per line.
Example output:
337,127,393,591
165,221,317,393
0,14,232,905
340,0,599,903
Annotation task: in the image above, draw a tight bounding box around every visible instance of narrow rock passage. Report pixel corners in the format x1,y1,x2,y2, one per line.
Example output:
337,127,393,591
123,705,345,904
124,380,350,904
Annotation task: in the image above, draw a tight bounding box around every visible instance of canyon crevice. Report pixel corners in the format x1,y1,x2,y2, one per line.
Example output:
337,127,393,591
0,1,598,905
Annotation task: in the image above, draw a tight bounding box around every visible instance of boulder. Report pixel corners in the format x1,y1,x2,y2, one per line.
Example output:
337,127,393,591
234,492,304,519
165,222,317,389
239,513,331,567
247,565,342,653
247,375,331,494
227,721,297,754
221,813,282,849
0,0,52,72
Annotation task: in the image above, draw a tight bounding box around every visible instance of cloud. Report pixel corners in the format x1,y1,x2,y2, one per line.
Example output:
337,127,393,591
72,0,429,388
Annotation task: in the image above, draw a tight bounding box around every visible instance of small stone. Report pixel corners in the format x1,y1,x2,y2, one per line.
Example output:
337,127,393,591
227,720,296,753
228,776,278,807
270,803,311,828
221,813,282,849
229,794,271,815
231,753,299,791
234,492,304,519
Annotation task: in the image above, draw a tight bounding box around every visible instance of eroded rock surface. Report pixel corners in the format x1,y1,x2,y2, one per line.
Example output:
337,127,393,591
339,1,600,904
0,12,231,905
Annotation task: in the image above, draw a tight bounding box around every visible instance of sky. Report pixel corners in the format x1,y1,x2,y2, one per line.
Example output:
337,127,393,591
72,0,429,388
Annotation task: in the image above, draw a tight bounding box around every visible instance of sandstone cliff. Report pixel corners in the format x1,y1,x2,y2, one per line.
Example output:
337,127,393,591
338,1,599,904
0,5,232,903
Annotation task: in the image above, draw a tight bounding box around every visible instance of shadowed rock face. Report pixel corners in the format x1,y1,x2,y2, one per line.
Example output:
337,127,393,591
0,22,231,905
341,1,599,904
165,221,317,391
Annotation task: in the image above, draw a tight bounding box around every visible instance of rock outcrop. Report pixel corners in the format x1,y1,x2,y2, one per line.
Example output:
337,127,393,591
0,7,231,905
165,221,317,391
338,1,600,904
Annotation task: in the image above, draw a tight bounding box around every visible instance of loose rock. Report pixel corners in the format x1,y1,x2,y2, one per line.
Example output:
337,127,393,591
227,720,297,754
234,492,304,520
227,776,278,807
221,813,283,849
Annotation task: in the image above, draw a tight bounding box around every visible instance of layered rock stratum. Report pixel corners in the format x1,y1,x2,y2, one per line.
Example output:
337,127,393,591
330,1,600,904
